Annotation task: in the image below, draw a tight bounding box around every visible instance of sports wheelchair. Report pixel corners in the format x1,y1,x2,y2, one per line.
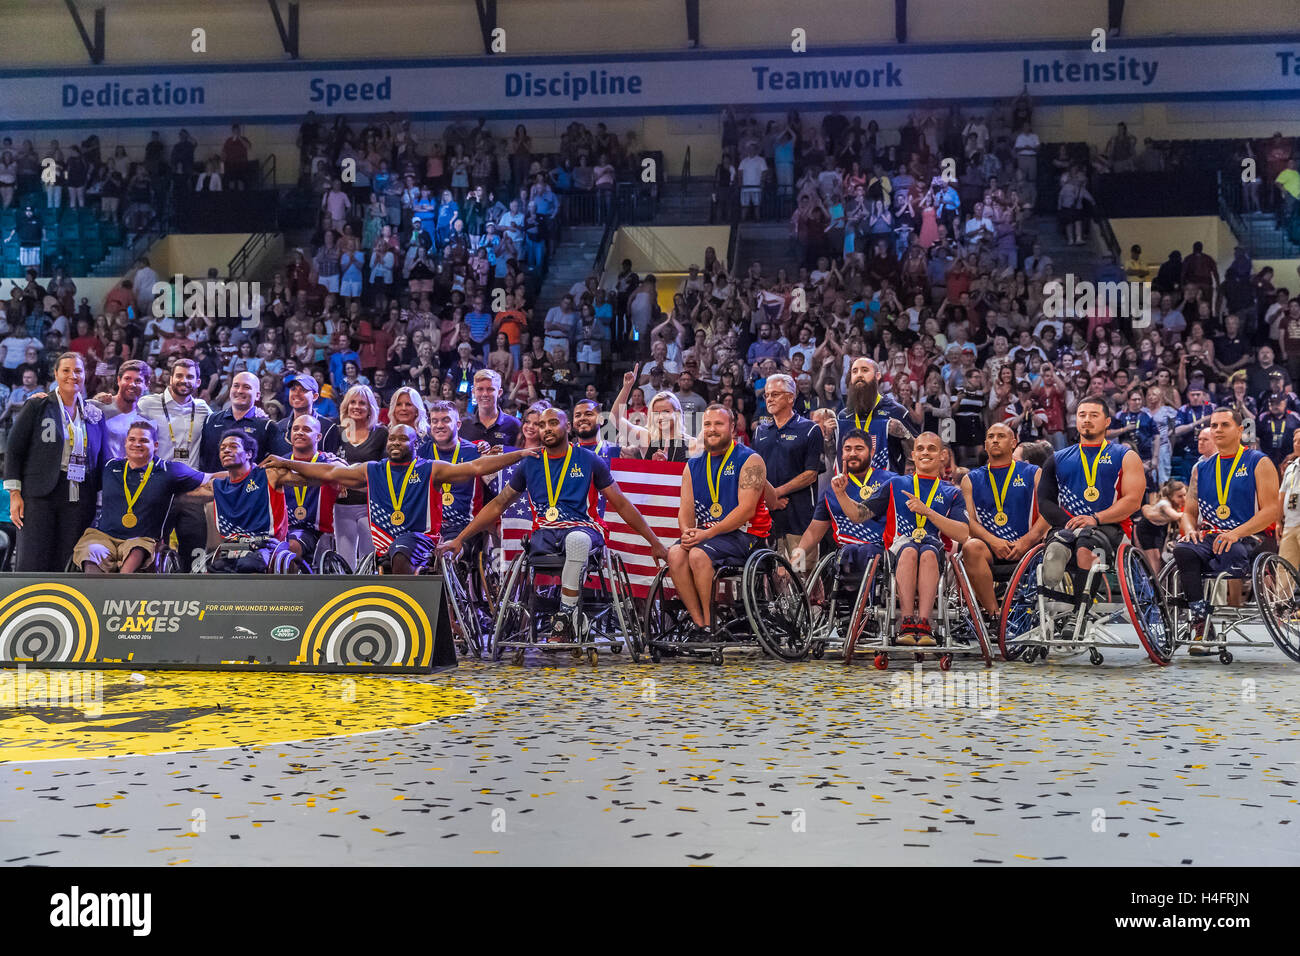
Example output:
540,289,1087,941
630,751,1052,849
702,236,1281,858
438,536,500,659
805,546,991,669
639,547,811,665
998,530,1173,666
1155,540,1300,665
195,536,348,575
66,542,182,574
491,537,642,665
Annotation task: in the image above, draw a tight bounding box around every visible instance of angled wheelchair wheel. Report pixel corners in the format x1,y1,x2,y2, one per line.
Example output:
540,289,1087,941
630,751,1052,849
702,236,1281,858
474,545,501,619
998,544,1044,662
608,553,644,662
1118,542,1174,665
805,552,838,657
315,549,351,575
155,550,180,575
1155,560,1190,654
743,549,812,661
491,552,529,662
440,553,483,658
843,552,891,664
642,566,692,662
1253,552,1300,664
355,552,379,575
944,552,993,666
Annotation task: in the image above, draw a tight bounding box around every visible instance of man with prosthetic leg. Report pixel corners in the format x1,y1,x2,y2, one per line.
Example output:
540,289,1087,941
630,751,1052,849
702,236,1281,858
1037,397,1146,619
1173,407,1279,654
439,406,667,643
961,423,1049,629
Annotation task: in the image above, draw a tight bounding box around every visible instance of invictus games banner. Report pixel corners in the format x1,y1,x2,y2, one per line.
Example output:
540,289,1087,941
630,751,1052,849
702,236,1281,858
0,575,454,672
0,33,1297,127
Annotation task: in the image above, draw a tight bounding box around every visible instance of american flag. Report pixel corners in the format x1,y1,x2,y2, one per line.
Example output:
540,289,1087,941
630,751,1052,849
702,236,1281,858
499,457,685,597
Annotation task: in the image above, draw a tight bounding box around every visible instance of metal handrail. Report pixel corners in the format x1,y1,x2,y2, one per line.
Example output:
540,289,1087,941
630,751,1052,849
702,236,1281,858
259,153,277,189
228,231,275,280
681,146,691,197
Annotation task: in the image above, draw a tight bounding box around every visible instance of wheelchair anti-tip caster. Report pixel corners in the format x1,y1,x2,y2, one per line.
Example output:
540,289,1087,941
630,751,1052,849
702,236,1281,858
1089,649,1104,666
1219,649,1233,665
873,653,888,670
610,644,622,654
511,648,526,666
711,649,724,666
939,654,953,671
811,641,825,660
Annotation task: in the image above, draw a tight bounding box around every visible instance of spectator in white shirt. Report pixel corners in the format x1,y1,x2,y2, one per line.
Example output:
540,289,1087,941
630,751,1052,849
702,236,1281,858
1014,124,1041,182
738,145,768,221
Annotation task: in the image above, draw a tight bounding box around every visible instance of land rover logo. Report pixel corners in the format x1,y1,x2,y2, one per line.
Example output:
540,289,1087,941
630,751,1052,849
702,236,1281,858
270,626,300,641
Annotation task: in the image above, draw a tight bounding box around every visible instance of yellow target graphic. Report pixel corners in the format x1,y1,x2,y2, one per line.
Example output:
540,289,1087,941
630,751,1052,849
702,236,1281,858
299,585,434,668
0,583,99,664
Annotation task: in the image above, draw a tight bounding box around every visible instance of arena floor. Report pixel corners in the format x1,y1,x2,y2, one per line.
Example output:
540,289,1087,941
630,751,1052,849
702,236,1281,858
3,638,1298,867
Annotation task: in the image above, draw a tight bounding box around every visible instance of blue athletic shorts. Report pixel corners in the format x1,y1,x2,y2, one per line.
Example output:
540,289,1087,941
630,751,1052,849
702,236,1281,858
890,537,945,563
384,532,436,569
837,541,882,576
528,525,605,557
690,529,760,567
1171,537,1253,579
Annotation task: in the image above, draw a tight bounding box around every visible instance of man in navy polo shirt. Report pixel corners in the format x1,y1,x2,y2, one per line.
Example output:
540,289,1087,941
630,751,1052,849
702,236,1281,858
199,371,273,473
71,419,208,573
752,373,825,560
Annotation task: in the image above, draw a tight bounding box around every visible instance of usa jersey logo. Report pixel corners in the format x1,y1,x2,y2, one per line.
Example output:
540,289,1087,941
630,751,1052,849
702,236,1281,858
570,465,584,478
723,464,736,476
245,479,259,494
1013,475,1026,487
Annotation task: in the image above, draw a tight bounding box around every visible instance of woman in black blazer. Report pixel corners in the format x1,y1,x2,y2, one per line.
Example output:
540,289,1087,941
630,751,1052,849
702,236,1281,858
4,352,106,571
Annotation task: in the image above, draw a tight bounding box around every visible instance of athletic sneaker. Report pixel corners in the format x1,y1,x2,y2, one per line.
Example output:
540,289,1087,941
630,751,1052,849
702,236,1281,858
550,608,576,643
915,618,936,647
1187,600,1212,655
896,616,918,646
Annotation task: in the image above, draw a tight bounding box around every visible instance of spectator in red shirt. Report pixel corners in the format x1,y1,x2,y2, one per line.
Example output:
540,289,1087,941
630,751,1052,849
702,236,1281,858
222,124,252,191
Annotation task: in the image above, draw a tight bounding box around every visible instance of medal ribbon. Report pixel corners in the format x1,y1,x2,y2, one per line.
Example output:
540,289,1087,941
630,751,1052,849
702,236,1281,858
847,466,874,500
705,442,736,515
1214,444,1246,515
432,442,460,494
543,445,573,513
122,458,154,516
293,452,319,510
912,473,942,534
1080,440,1108,492
854,395,882,435
988,462,1017,516
386,459,417,518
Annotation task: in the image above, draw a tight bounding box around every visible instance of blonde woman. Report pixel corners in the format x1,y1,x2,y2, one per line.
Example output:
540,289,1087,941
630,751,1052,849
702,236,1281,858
612,364,702,461
388,385,433,456
333,384,387,569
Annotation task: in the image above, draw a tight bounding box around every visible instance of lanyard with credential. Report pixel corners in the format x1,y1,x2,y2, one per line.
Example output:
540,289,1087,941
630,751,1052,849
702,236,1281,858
162,398,196,454
988,462,1016,527
910,473,942,541
705,442,736,520
385,459,417,526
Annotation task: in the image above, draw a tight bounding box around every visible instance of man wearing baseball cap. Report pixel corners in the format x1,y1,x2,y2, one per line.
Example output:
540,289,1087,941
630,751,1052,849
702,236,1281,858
268,373,341,457
1257,390,1300,466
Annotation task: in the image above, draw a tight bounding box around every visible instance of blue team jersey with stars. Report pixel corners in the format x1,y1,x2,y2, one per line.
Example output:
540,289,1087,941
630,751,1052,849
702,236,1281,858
686,442,773,538
366,458,442,553
1052,442,1131,533
1193,447,1268,533
509,444,612,534
862,473,965,549
967,461,1039,541
427,439,482,538
836,396,918,470
213,465,287,541
812,467,894,545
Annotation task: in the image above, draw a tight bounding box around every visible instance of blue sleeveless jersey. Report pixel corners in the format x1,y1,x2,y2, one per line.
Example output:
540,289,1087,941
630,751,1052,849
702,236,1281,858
836,396,916,470
967,461,1039,541
1053,442,1130,530
812,467,894,545
213,465,287,541
862,473,965,549
686,442,773,538
1194,447,1268,533
508,444,612,534
366,458,442,553
428,439,482,537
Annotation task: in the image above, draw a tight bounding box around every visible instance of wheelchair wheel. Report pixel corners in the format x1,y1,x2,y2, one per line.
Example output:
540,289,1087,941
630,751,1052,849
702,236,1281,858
843,553,891,664
997,544,1044,661
474,546,501,619
155,550,180,575
1117,542,1174,665
805,552,838,657
491,553,529,662
440,554,483,658
608,553,644,662
355,552,379,575
743,549,812,661
944,553,993,666
316,549,351,575
642,567,691,663
1155,561,1191,653
1253,552,1300,663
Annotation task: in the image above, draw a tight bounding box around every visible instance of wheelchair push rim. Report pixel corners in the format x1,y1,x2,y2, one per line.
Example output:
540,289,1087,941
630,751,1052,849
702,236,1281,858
1118,541,1174,666
743,549,812,661
491,552,529,662
998,543,1044,662
1253,552,1300,664
946,552,993,666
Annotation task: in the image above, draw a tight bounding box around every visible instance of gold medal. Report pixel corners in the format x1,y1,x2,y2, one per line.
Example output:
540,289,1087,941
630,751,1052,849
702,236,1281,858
1079,442,1108,506
1213,445,1245,527
292,452,319,523
911,527,926,542
391,510,406,525
385,459,417,532
442,491,454,506
705,442,736,523
294,506,308,520
120,458,154,532
994,512,1008,526
542,446,573,526
849,467,874,503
